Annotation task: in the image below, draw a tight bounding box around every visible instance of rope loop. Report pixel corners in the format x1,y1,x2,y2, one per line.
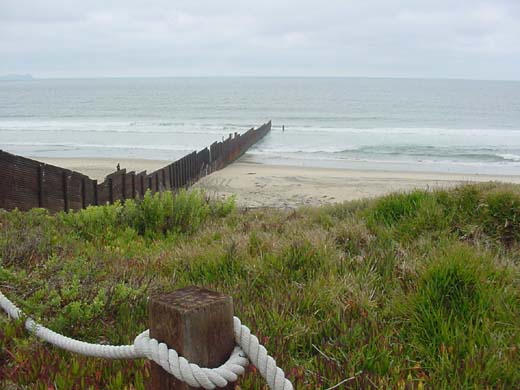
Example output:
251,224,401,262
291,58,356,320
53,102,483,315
0,289,293,390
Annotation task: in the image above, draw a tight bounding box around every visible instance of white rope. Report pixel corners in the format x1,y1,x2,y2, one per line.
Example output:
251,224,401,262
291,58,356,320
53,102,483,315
0,289,293,390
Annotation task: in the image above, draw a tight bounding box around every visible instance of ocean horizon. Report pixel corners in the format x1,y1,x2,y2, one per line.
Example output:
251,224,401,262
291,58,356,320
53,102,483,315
1,77,519,175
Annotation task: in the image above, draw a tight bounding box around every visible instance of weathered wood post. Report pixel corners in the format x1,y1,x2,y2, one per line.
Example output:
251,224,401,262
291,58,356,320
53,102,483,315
148,286,236,390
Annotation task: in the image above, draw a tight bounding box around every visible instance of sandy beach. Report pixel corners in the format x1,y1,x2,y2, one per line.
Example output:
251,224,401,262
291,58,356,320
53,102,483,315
194,162,520,208
35,157,520,208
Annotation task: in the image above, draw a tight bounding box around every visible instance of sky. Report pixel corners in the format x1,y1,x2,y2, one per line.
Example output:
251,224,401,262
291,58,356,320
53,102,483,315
1,0,520,80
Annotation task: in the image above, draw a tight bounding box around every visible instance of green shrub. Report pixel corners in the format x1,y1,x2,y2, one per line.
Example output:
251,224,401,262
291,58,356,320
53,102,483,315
368,191,429,227
396,243,519,385
60,202,123,241
480,191,520,245
394,196,450,240
210,194,236,218
0,208,57,267
276,239,326,282
365,184,520,247
333,221,374,256
449,185,481,219
60,189,235,240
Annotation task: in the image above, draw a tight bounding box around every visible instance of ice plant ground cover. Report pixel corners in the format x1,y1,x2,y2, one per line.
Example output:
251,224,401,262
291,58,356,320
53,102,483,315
0,184,519,389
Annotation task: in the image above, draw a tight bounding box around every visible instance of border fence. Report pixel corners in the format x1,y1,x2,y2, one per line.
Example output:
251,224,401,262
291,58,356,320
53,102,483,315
0,121,271,212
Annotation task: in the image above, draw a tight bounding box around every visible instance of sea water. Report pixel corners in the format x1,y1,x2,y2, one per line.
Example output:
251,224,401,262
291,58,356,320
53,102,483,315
1,77,519,175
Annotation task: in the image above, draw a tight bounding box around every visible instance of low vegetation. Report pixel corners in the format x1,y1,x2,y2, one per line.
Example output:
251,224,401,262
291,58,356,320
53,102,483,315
0,184,519,389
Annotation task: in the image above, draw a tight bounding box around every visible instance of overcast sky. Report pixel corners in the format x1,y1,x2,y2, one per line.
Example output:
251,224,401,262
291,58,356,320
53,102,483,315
1,0,519,80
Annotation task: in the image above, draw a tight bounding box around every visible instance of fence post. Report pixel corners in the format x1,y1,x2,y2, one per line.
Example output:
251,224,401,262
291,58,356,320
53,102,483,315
37,164,44,208
81,177,86,209
179,158,185,187
108,177,114,204
162,168,167,190
122,172,126,200
148,286,235,390
93,180,98,205
173,162,178,189
62,171,69,212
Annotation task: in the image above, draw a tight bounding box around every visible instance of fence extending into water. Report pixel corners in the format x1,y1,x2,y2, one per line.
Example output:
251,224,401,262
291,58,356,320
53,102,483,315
0,121,271,212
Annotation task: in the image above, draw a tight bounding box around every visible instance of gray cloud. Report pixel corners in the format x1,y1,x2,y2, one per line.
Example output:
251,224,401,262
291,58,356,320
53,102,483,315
1,0,519,79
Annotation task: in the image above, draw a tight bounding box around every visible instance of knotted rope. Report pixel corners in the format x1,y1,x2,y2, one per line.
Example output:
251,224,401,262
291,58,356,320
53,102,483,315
0,289,293,390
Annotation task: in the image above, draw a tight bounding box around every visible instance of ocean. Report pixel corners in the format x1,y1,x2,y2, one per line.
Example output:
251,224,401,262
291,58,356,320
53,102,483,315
1,77,519,175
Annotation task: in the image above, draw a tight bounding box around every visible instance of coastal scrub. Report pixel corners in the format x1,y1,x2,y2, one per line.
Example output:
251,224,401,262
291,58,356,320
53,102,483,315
0,184,519,389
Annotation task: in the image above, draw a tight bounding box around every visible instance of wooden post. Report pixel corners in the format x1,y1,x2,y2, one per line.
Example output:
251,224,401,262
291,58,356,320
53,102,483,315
148,286,235,390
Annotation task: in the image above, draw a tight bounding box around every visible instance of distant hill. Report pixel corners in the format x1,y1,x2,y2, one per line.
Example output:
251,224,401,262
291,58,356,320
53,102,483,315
0,73,34,81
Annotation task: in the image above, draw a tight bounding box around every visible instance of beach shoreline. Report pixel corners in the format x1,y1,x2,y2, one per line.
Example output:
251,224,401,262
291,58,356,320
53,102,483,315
34,156,520,208
195,162,520,208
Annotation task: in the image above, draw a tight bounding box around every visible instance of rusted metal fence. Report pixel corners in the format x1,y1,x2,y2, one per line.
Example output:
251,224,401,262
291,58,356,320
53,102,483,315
0,121,271,212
